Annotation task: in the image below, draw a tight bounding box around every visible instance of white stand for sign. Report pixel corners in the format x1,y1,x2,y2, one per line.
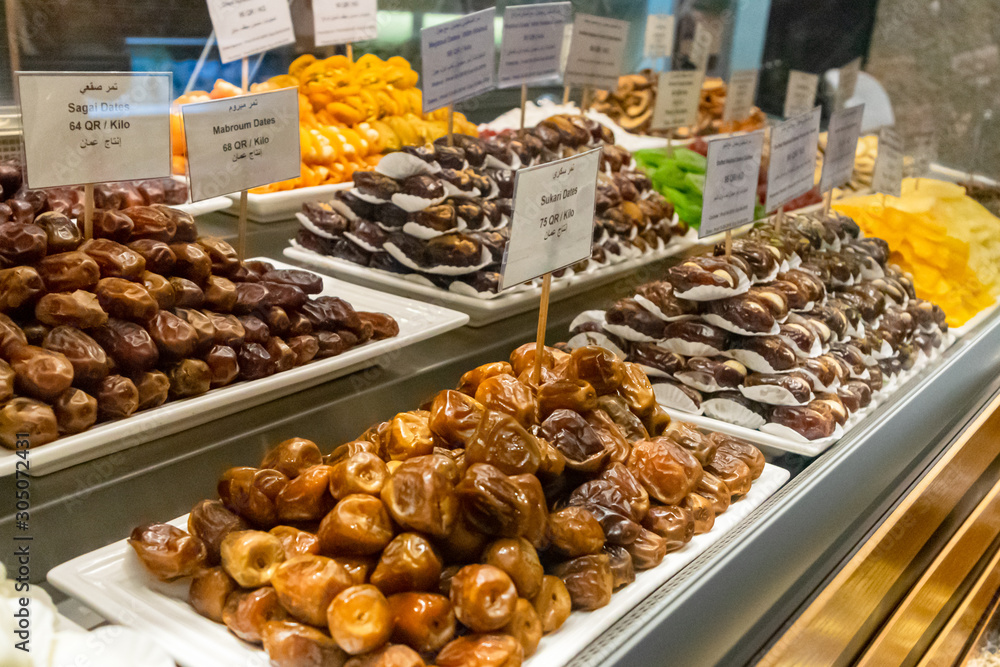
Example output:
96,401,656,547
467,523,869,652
822,189,833,218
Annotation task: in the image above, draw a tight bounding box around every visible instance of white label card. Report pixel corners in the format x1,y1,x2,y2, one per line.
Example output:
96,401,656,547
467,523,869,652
205,0,296,64
700,130,765,238
501,148,602,289
313,0,378,47
498,2,572,88
722,68,758,123
652,69,703,131
420,8,496,112
784,70,818,119
563,14,629,91
835,57,861,111
644,14,675,60
690,21,712,72
17,72,171,189
909,131,936,177
871,127,904,198
182,87,301,201
766,107,821,212
819,104,865,193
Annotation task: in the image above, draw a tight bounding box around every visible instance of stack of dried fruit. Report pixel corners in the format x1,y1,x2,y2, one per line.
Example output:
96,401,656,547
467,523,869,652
589,72,766,137
171,54,478,192
0,159,187,219
568,210,949,442
0,195,398,450
294,115,681,296
835,178,1000,326
127,343,768,666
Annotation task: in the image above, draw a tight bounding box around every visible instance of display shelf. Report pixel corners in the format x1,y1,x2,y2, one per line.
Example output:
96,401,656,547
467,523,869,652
3,209,999,667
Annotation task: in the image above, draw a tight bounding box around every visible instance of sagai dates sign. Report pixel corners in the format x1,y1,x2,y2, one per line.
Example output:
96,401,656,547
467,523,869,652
17,72,172,189
181,87,301,201
501,148,602,289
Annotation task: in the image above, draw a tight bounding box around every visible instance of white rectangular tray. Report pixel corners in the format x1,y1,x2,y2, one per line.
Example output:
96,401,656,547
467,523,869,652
221,183,353,223
661,339,954,457
284,231,701,327
48,464,788,667
173,195,233,218
2,259,469,477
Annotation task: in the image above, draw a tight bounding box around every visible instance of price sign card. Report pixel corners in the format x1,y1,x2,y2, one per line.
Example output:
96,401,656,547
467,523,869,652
766,107,821,212
652,70,702,130
501,148,602,289
498,2,572,88
700,130,765,238
909,131,937,177
722,68,759,123
17,72,171,189
564,14,629,91
690,21,712,72
819,104,865,193
784,70,818,119
206,0,295,64
314,0,378,47
421,8,496,112
644,14,675,60
835,57,861,111
182,87,301,201
871,127,904,198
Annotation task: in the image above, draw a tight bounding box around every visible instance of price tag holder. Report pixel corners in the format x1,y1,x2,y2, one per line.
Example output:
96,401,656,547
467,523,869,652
205,0,295,64
819,104,865,193
644,14,675,60
420,8,496,112
181,87,301,202
835,57,861,111
722,68,759,123
498,2,572,88
765,107,821,212
17,72,171,189
652,70,702,131
871,126,904,198
700,130,765,238
690,21,712,72
563,14,629,91
313,0,378,47
784,70,819,119
500,148,602,289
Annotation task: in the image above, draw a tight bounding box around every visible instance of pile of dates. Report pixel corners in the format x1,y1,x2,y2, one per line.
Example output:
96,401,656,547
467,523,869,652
295,114,682,298
569,210,949,441
0,199,398,449
128,343,765,666
0,159,187,219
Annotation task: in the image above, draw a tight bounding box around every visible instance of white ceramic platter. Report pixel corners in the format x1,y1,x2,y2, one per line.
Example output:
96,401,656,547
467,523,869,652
173,196,233,218
220,183,353,223
48,464,788,667
284,230,701,327
1,258,468,477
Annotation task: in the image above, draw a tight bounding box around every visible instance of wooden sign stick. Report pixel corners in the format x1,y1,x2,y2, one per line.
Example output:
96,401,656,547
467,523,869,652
533,272,553,382
520,83,528,130
83,183,94,240
821,188,833,218
724,229,732,258
775,204,785,234
562,84,571,105
346,43,353,62
446,103,454,146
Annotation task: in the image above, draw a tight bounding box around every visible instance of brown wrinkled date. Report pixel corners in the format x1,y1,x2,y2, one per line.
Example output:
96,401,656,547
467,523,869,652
126,345,765,663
